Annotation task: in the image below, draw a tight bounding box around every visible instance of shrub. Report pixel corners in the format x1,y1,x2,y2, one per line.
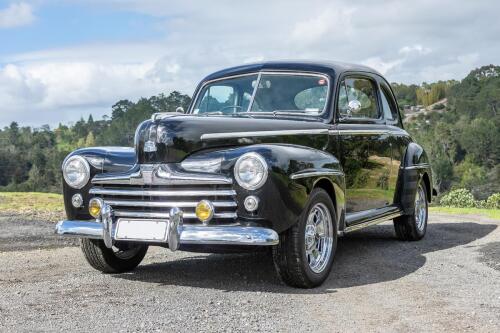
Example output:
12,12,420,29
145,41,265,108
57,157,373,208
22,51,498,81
485,193,500,209
440,188,476,208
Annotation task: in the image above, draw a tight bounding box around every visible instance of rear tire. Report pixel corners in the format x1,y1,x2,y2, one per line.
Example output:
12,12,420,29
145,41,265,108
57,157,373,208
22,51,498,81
394,179,428,241
273,188,337,288
80,239,148,273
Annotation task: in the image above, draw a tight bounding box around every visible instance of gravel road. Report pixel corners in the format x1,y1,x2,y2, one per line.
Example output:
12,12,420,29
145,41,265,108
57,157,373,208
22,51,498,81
0,212,499,332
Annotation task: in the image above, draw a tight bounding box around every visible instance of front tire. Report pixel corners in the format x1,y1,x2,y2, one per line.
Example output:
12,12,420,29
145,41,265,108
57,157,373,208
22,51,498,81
80,239,148,273
273,188,338,288
394,179,428,241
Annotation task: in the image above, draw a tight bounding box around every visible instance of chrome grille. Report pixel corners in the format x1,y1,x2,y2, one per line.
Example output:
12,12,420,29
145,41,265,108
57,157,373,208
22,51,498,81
89,164,237,224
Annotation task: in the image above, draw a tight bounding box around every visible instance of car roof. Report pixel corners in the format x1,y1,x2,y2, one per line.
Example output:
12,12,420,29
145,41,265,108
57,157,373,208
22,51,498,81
202,60,381,82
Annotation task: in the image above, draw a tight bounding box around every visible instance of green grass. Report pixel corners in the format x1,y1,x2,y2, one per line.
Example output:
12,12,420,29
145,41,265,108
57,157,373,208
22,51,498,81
0,192,65,221
430,206,500,220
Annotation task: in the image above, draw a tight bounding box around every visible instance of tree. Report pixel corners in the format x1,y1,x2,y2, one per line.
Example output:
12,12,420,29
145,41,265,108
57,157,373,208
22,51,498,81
85,132,95,147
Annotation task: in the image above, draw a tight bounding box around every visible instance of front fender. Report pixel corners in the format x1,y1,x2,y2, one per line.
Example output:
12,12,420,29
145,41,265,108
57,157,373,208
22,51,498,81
207,144,344,233
63,147,135,220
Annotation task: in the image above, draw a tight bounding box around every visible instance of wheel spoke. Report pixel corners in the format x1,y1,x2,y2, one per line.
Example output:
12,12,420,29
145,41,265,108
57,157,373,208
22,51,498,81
303,202,334,273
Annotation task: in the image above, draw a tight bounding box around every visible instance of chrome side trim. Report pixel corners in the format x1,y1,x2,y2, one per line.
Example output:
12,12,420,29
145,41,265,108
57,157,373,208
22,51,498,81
92,164,232,186
113,211,237,219
402,164,430,170
55,220,279,246
89,188,236,197
104,200,237,208
343,211,403,233
201,129,328,140
290,170,344,180
329,129,391,136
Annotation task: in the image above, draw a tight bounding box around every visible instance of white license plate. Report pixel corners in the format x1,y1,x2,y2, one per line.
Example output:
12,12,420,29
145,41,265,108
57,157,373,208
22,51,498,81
115,219,168,242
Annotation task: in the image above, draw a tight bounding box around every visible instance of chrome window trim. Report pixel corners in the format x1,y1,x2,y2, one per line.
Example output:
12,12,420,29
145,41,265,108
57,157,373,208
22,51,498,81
189,70,331,117
290,170,344,180
402,164,430,170
201,129,328,140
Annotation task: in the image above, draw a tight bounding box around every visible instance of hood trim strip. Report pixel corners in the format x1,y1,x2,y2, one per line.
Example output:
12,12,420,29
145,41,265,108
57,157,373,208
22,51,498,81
200,129,328,140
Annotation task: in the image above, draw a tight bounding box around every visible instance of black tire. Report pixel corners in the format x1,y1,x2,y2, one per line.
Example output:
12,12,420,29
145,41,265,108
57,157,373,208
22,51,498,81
272,188,338,288
80,239,148,273
394,179,428,241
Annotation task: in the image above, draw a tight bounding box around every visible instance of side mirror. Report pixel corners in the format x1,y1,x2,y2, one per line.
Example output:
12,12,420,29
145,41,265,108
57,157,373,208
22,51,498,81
346,100,362,117
175,106,185,114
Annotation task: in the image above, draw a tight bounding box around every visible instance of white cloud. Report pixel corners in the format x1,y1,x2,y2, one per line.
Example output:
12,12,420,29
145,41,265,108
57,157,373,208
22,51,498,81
0,0,499,126
0,2,35,29
290,7,356,46
399,44,432,56
361,57,404,75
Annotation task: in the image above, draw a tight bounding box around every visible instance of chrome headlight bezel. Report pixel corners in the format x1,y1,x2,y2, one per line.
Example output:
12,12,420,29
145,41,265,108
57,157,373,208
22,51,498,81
62,155,91,189
234,152,268,190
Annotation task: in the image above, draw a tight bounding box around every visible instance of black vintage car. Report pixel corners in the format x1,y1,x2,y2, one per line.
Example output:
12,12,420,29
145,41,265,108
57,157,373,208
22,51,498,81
56,61,433,288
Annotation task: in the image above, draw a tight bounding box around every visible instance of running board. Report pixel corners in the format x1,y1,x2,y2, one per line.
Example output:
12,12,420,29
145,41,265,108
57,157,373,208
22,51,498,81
341,211,403,235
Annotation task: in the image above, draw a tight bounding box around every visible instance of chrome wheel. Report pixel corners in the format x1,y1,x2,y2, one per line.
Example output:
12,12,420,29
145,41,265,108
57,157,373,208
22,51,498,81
304,203,334,274
414,184,427,232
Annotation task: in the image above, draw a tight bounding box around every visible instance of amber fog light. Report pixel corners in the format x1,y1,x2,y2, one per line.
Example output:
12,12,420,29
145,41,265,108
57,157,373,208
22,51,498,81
244,196,259,212
88,198,103,218
195,200,214,224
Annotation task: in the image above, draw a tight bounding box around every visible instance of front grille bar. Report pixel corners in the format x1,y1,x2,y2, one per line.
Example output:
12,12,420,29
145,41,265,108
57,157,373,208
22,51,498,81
104,199,237,208
114,211,237,219
89,188,236,197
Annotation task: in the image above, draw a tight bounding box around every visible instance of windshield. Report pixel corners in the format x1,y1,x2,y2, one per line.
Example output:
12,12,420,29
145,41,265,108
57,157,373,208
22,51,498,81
191,72,329,116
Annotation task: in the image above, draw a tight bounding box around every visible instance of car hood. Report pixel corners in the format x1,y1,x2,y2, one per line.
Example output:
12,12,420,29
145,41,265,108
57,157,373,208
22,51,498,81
135,114,330,163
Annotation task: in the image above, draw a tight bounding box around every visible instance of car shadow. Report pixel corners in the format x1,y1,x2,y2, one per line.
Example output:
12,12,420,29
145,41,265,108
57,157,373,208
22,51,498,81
114,222,497,293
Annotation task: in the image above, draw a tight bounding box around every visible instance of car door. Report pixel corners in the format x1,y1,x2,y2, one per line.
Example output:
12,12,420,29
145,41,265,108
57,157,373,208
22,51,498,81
334,74,394,213
377,78,412,203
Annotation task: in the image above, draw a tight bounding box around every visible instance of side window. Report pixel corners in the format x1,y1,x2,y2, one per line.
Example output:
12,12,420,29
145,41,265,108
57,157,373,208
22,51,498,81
379,84,400,124
339,77,379,119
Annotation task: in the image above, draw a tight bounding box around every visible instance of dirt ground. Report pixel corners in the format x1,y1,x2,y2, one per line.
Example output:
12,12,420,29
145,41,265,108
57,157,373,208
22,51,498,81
0,212,499,332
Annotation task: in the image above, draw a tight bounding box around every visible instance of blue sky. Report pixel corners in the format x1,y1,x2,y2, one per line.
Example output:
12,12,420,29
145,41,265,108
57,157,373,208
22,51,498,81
0,0,498,127
0,2,163,54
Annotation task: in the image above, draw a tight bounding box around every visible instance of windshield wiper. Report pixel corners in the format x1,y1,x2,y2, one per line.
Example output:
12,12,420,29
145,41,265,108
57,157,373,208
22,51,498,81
200,111,224,116
234,110,318,117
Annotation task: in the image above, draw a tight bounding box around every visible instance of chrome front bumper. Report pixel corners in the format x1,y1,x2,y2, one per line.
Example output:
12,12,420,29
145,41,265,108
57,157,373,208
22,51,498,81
55,211,279,250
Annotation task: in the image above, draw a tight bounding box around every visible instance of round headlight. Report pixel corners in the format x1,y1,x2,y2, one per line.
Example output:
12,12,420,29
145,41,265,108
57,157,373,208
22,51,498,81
63,155,90,189
234,152,268,190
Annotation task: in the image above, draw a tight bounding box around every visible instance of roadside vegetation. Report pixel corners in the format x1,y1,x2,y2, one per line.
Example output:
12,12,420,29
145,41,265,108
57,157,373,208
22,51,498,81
0,192,65,221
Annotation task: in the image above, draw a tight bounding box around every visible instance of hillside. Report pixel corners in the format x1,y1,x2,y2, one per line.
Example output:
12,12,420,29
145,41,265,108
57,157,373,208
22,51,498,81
401,65,500,198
